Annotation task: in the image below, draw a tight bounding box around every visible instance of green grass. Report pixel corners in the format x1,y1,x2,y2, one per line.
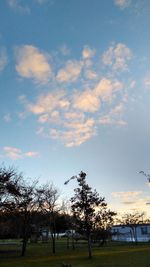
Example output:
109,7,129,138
0,240,150,267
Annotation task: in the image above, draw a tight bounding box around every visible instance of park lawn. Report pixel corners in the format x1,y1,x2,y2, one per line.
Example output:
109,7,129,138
0,240,150,267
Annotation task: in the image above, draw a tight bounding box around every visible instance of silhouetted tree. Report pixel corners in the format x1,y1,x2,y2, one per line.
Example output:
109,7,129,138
69,171,110,259
0,166,21,211
16,180,38,256
118,211,145,244
37,183,59,254
93,208,116,246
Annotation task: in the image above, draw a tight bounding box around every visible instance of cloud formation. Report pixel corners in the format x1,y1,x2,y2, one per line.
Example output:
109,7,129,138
82,46,96,59
15,45,52,84
7,0,30,14
2,146,39,160
18,42,133,147
99,103,127,126
112,191,142,206
56,60,82,83
102,43,132,72
114,0,131,9
3,113,11,123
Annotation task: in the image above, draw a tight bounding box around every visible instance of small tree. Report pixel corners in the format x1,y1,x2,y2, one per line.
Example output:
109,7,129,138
67,171,111,259
37,183,59,254
93,208,116,246
118,211,145,244
16,180,38,256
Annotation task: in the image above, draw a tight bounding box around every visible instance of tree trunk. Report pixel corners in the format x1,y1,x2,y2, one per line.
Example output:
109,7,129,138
87,234,92,259
52,234,56,254
21,238,27,256
21,210,28,257
51,212,56,254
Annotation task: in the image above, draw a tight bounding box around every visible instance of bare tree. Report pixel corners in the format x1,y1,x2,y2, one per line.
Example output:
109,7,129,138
16,180,38,256
37,183,59,254
118,211,145,244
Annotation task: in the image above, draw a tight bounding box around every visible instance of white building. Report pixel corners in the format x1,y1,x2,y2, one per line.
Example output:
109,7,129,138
111,224,150,242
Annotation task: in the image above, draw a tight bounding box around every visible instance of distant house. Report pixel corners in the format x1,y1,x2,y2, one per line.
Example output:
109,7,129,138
111,224,150,242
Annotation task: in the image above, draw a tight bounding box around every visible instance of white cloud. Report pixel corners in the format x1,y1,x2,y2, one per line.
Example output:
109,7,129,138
112,191,142,199
3,113,11,122
94,78,123,102
102,43,132,72
50,118,96,147
23,75,127,146
56,60,82,83
84,69,97,80
15,45,52,84
59,44,70,56
24,151,39,157
3,146,22,160
114,0,131,9
7,0,30,14
28,91,70,115
19,43,134,147
3,146,39,160
73,89,100,113
0,48,7,72
35,0,53,4
144,77,150,89
111,191,142,207
99,102,127,125
64,112,84,120
129,80,136,89
38,111,61,124
82,46,96,59
111,191,150,215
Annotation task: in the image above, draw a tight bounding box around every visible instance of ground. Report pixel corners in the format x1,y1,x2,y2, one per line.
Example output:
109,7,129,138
0,239,150,267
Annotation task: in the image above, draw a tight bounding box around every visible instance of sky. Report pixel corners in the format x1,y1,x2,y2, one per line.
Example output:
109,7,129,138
1,0,150,216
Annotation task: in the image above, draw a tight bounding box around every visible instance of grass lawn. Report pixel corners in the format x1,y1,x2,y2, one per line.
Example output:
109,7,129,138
0,240,150,267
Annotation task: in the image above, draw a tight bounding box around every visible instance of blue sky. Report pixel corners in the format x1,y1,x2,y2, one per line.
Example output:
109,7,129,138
1,0,150,215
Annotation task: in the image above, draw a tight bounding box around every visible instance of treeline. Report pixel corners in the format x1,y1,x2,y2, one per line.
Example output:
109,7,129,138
0,166,116,259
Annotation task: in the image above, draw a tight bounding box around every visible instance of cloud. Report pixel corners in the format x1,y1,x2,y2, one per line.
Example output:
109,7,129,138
94,78,123,102
114,0,131,9
112,193,150,216
25,89,96,146
56,60,82,83
112,191,142,199
50,118,96,147
23,76,126,146
111,191,142,206
24,151,39,157
82,46,96,59
144,77,150,89
3,146,39,160
84,69,97,80
19,43,134,147
0,48,7,72
35,0,54,4
129,80,136,89
73,89,100,113
15,45,52,84
99,103,127,126
7,0,30,14
3,113,11,122
28,90,70,115
102,43,132,72
59,44,70,56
